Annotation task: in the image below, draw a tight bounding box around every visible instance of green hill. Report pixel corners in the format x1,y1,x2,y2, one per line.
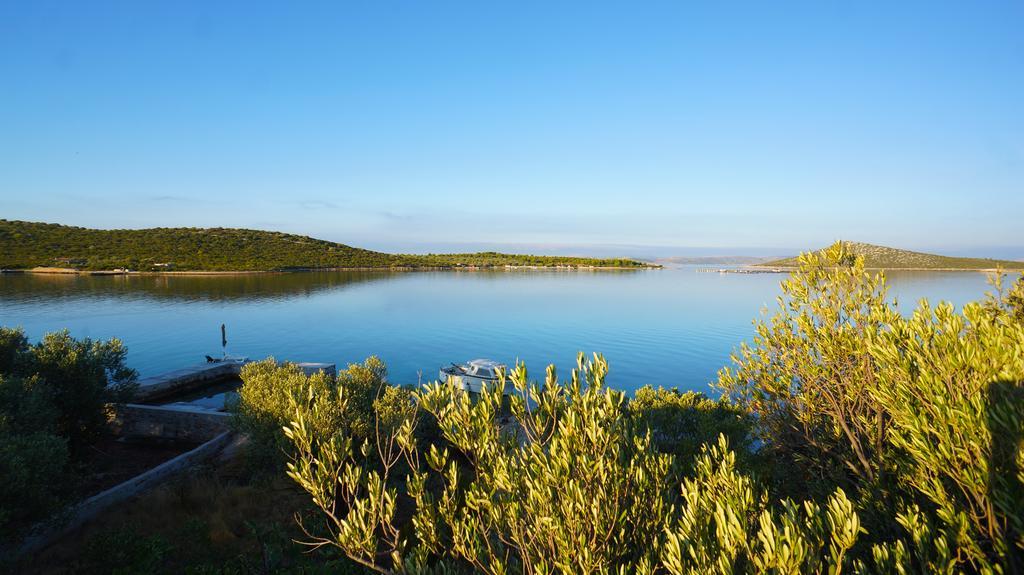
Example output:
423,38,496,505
761,241,1024,270
0,220,647,272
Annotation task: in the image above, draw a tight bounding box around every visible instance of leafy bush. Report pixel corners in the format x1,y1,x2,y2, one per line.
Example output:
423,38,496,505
76,526,173,575
986,271,1024,324
282,355,869,574
280,241,1024,573
867,300,1024,571
629,386,753,468
1010,275,1024,322
0,373,71,542
718,241,1024,571
661,436,862,574
716,243,899,500
0,427,70,541
233,356,411,470
0,327,137,451
233,359,346,469
286,354,678,573
0,327,137,542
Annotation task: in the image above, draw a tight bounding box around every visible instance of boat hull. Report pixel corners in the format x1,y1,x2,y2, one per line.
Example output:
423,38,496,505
439,370,512,394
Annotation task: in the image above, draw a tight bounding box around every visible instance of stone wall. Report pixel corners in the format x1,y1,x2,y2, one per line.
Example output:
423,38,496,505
110,403,231,443
17,432,234,557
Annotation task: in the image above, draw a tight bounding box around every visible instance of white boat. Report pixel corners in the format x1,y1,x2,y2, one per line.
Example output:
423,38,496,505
439,359,509,394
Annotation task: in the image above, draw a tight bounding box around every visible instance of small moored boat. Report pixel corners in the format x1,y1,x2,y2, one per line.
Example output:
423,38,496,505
204,323,249,364
439,359,509,394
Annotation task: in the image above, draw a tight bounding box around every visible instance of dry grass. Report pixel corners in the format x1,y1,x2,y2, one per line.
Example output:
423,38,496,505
19,453,361,574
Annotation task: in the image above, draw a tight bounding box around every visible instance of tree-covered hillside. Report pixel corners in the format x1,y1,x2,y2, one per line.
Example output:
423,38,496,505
0,220,647,271
761,241,1024,270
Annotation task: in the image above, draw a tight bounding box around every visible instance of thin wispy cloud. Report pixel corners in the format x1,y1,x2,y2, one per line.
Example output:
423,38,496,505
296,200,342,210
148,195,190,202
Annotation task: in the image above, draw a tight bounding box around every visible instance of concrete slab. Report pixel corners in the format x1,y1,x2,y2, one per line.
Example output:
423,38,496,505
134,362,241,402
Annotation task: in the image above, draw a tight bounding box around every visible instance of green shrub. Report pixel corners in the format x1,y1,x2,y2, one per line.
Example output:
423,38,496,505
1010,275,1024,322
282,355,868,574
0,328,29,374
985,271,1024,324
233,359,345,469
716,242,899,501
717,242,1024,571
0,327,137,542
629,386,753,469
867,300,1024,572
0,428,70,541
286,353,677,573
0,327,137,451
233,356,405,470
76,526,173,575
280,242,1024,573
661,435,862,574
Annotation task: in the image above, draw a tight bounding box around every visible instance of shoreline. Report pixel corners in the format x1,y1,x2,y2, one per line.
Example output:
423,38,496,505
2,265,659,276
744,266,1023,273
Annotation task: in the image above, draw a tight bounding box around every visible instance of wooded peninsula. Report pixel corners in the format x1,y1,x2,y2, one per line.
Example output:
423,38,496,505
0,220,650,272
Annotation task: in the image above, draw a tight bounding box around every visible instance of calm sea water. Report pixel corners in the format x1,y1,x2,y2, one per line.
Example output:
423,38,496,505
0,267,997,394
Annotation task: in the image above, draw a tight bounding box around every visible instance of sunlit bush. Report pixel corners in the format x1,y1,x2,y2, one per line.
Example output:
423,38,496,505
286,354,678,573
718,241,1024,572
278,242,1024,573
661,435,862,574
233,355,420,470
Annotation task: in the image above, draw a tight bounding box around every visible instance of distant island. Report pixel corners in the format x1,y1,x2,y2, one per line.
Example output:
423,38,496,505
0,220,651,272
759,241,1024,271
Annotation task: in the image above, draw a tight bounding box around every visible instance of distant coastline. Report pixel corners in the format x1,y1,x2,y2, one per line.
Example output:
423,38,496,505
755,241,1024,272
712,266,1018,274
2,264,657,276
0,220,654,273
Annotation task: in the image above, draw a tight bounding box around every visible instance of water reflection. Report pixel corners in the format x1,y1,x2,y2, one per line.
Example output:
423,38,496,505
0,270,400,303
0,268,997,393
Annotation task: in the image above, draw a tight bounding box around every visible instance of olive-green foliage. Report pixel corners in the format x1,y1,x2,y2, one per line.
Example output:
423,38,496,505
0,372,71,542
0,329,139,442
718,243,898,497
0,220,646,271
662,436,862,575
234,356,410,469
284,355,870,574
868,300,1024,572
629,386,753,468
282,242,1024,573
0,416,70,542
719,241,1024,572
0,327,137,542
985,272,1024,324
286,354,683,573
1009,275,1024,322
234,359,345,468
18,330,137,448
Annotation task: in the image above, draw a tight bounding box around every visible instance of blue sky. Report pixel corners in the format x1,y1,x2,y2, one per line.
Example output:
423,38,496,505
2,1,1022,257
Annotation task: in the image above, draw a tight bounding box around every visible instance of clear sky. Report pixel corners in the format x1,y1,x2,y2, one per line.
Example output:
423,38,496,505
2,1,1022,257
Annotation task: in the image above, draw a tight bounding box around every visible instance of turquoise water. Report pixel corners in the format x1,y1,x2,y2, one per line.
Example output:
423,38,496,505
0,267,997,394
